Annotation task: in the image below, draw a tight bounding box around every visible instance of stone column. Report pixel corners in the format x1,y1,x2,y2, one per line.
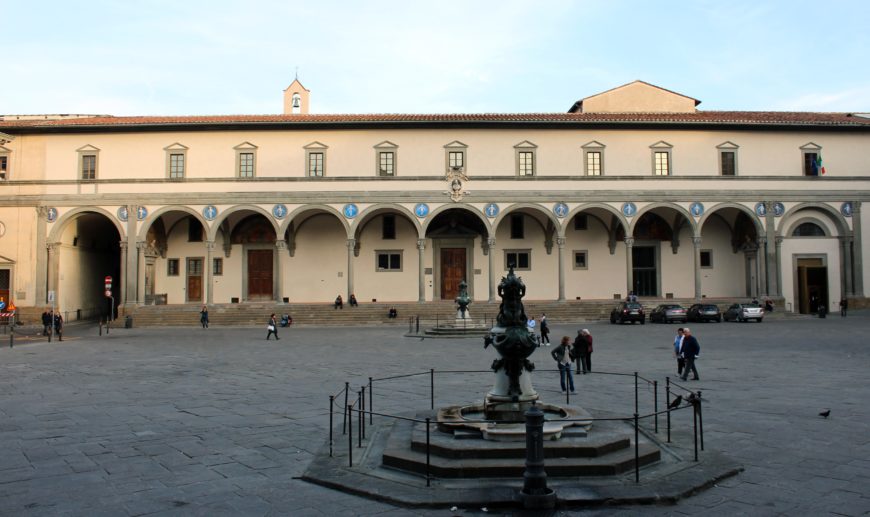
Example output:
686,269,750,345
487,238,497,303
624,237,634,296
417,239,426,302
346,239,356,299
119,241,128,306
693,236,703,300
125,205,138,305
852,202,864,297
556,237,566,302
46,242,60,307
757,237,767,297
274,240,286,303
839,236,852,296
136,241,146,305
774,236,783,297
763,202,779,296
205,241,215,304
35,207,49,304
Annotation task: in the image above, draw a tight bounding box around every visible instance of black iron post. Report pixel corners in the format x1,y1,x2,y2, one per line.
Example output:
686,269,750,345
360,386,366,440
693,399,699,462
519,402,555,509
99,319,102,336
666,377,672,443
697,391,704,451
368,377,373,425
347,404,353,467
343,381,349,434
653,380,659,433
8,314,13,348
634,372,639,416
425,417,431,487
634,413,640,483
357,391,363,448
416,316,420,334
430,368,435,410
329,395,334,457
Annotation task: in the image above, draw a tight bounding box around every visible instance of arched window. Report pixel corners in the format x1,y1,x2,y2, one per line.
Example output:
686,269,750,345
792,222,826,237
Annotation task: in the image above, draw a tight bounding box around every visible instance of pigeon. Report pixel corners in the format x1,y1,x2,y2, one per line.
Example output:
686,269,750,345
686,392,701,405
668,395,683,409
819,409,831,418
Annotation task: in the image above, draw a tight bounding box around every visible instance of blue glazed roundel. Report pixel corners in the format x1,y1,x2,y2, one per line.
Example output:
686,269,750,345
484,203,499,218
272,204,288,219
755,202,766,217
622,202,637,217
773,202,785,217
47,207,59,222
414,203,429,218
203,205,218,221
117,207,128,222
690,202,704,217
136,206,148,221
841,202,853,217
553,203,569,219
343,204,359,219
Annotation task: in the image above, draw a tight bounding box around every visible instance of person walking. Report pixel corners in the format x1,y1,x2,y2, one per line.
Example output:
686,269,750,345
200,305,209,328
41,310,51,336
679,327,700,381
573,329,588,374
539,313,550,345
674,328,685,376
266,313,279,340
840,297,848,317
582,329,593,373
53,312,64,341
551,336,576,393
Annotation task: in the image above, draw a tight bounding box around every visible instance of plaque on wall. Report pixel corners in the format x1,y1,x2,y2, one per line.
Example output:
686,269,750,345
621,202,637,217
485,203,499,218
117,206,128,221
414,203,429,218
343,204,359,219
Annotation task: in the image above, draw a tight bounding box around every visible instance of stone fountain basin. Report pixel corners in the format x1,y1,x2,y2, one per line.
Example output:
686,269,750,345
437,402,592,442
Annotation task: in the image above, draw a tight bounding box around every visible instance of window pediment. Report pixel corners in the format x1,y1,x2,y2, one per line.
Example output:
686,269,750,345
0,145,11,153
233,141,258,150
800,142,822,151
374,140,398,149
76,144,100,152
163,142,189,151
717,141,739,149
581,140,605,149
304,141,329,150
649,140,673,149
514,140,537,149
444,140,468,149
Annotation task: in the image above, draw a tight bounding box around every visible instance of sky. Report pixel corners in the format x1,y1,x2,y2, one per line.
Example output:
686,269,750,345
2,0,869,116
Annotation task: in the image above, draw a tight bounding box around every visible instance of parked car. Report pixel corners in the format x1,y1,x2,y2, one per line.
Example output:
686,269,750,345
687,303,721,323
610,302,645,324
650,304,688,323
723,303,765,322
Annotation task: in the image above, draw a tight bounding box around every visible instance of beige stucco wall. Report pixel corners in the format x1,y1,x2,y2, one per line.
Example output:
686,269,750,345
580,82,697,113
780,237,841,313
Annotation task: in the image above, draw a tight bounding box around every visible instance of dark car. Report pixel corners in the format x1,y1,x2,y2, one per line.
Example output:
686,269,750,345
687,303,721,323
723,303,764,322
650,304,688,323
610,302,645,324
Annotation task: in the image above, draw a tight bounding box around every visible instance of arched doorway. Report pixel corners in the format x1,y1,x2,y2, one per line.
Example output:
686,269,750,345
425,208,489,300
141,209,209,304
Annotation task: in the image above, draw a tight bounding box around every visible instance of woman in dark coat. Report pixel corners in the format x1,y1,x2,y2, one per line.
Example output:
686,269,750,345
266,313,279,340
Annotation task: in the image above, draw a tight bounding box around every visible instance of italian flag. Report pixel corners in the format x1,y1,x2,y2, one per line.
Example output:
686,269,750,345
816,154,826,175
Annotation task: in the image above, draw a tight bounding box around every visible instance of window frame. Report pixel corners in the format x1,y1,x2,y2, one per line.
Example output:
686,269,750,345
717,141,739,176
504,249,531,271
213,257,223,276
167,258,180,276
444,140,468,174
164,143,189,180
382,214,396,240
573,214,588,230
375,250,403,272
304,141,328,177
0,147,9,180
581,141,605,176
573,250,589,270
374,141,398,177
650,141,673,176
800,143,823,176
234,142,258,178
514,141,537,177
76,144,100,181
700,250,713,269
510,214,525,239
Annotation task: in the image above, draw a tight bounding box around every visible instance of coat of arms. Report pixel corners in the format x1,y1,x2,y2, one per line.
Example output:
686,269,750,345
445,166,469,202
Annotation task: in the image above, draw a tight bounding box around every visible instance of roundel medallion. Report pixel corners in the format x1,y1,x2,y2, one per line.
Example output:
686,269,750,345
689,202,704,217
272,204,288,219
136,206,148,221
343,203,359,219
622,202,637,217
773,202,785,217
203,205,218,221
553,203,569,219
841,202,853,217
46,207,58,223
484,203,499,218
414,203,429,218
117,206,128,222
755,202,766,217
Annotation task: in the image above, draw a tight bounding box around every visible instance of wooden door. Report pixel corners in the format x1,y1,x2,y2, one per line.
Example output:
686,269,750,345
186,258,203,302
440,248,466,300
248,249,273,299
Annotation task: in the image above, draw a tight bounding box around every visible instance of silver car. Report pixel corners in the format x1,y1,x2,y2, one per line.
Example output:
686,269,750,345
723,303,764,322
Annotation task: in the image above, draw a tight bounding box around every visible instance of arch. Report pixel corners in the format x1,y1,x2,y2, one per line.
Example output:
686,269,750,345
698,202,763,237
777,202,850,237
629,202,696,237
138,205,210,242
351,203,422,240
422,204,492,237
565,203,629,236
278,204,350,238
492,203,561,239
48,206,126,243
208,204,279,242
786,217,830,237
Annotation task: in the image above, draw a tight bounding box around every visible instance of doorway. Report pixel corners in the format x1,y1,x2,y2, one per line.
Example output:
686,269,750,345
440,248,466,300
632,246,658,296
186,258,203,302
247,249,274,300
797,257,828,314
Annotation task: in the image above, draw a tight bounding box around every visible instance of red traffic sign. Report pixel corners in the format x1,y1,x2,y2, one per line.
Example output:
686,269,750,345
105,275,113,289
105,290,112,297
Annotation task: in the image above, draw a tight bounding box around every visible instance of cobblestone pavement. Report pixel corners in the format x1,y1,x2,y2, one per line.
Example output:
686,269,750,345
0,311,868,516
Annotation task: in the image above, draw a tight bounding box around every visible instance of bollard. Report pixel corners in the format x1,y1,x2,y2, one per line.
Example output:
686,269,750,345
347,404,353,467
329,395,334,457
653,380,659,433
8,314,13,348
634,413,640,483
696,391,704,451
693,399,699,462
425,417,431,487
368,377,373,425
343,382,349,434
666,377,672,443
430,369,435,410
634,371,639,416
358,391,363,448
99,320,102,336
519,402,556,509
360,386,366,440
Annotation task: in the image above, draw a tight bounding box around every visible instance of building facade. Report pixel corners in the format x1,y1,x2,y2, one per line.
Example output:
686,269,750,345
1,80,868,317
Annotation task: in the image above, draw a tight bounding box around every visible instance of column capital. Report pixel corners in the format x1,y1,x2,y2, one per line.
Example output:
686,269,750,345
756,236,767,246
274,240,287,251
36,206,50,217
486,237,496,248
838,235,852,244
692,236,702,247
624,237,635,247
556,237,566,248
47,242,61,251
346,238,356,250
775,236,784,246
417,239,426,251
136,240,148,250
119,241,128,250
852,201,862,214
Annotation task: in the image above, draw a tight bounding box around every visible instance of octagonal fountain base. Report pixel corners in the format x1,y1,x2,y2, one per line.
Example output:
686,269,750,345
437,401,592,441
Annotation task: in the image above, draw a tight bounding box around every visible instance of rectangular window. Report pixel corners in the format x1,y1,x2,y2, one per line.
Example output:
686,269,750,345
574,214,588,230
188,218,202,242
505,250,531,270
573,250,588,269
379,152,395,176
700,250,713,268
308,152,324,177
382,215,396,240
81,154,97,180
213,258,223,276
510,214,524,239
654,152,670,176
803,152,819,176
376,251,402,271
167,259,180,276
518,151,535,176
448,151,464,170
239,152,254,178
169,153,185,179
0,155,7,180
187,258,203,276
720,151,736,176
586,151,602,176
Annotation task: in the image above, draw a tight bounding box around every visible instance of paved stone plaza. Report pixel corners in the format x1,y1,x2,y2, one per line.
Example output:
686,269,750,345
1,312,868,516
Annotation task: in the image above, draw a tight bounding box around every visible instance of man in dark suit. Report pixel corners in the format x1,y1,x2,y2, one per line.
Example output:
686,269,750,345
680,327,700,381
